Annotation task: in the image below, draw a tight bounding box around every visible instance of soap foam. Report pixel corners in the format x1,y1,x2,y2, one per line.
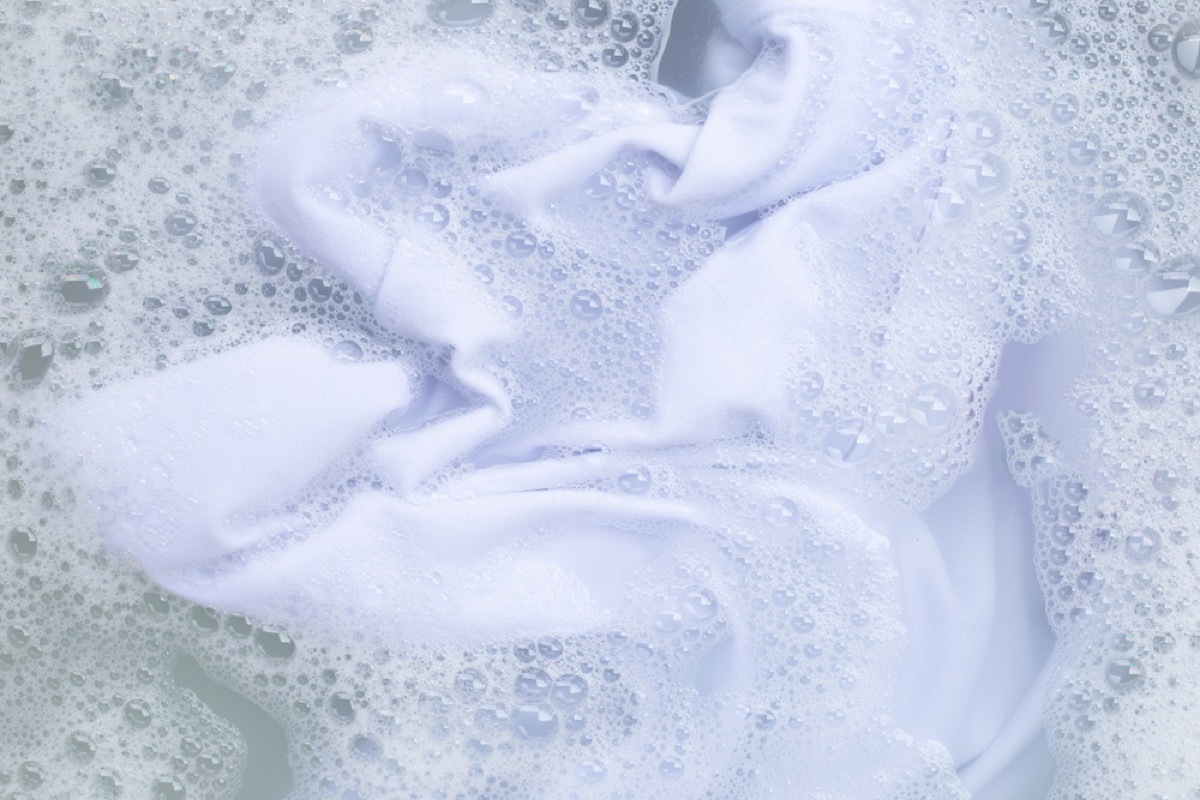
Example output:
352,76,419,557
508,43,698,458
1,0,1198,798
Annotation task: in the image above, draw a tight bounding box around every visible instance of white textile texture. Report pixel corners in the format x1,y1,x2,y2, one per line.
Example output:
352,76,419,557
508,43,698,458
49,0,1079,796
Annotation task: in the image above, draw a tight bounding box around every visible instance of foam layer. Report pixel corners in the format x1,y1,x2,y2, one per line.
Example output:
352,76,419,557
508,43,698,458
1,0,1198,798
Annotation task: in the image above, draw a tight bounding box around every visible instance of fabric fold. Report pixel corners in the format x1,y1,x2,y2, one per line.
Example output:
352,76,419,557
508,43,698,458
49,1,1063,796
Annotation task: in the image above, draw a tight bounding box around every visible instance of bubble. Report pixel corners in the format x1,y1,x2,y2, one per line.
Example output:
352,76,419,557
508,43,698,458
1089,193,1147,241
582,171,616,200
190,606,221,631
123,698,152,727
514,667,552,701
1076,570,1103,592
1001,222,1032,253
1132,378,1166,410
921,181,970,222
66,731,95,762
255,238,286,274
822,419,875,465
0,120,13,143
505,231,538,257
8,527,37,559
1172,21,1200,79
1066,135,1099,165
963,110,1002,148
1124,527,1161,563
59,267,110,306
335,24,374,54
8,331,55,384
513,703,557,737
106,246,140,272
1110,242,1159,275
873,407,909,436
569,289,603,320
254,627,297,659
501,295,523,318
428,0,494,27
538,637,563,658
1034,13,1070,46
200,62,237,90
550,674,588,707
307,277,333,302
1143,24,1173,52
1105,657,1145,692
601,44,629,68
204,295,232,315
329,691,356,722
908,383,955,429
957,153,1007,196
761,496,799,528
554,88,598,122
573,0,609,26
680,586,718,620
85,159,117,186
1050,93,1078,123
18,761,44,789
576,759,607,783
151,775,186,800
96,73,133,108
617,467,651,494
1144,256,1200,318
331,341,362,361
414,203,450,231
350,734,382,759
454,667,488,700
659,757,685,780
798,371,824,400
1152,468,1179,492
164,210,198,235
610,12,638,41
95,768,123,798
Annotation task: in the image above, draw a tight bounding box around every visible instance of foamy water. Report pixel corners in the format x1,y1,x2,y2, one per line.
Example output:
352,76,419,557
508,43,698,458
2,0,1199,798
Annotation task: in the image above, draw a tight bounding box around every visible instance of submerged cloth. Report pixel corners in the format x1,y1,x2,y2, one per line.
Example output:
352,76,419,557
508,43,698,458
51,0,1064,796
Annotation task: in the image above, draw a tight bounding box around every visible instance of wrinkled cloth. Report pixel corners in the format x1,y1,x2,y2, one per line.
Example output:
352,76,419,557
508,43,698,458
50,0,1064,796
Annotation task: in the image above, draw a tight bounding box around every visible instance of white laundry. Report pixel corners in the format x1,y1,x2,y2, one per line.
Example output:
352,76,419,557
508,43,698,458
44,0,1088,797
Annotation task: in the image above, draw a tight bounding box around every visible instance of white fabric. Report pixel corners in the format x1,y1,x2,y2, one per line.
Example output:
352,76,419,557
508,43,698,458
49,0,1066,796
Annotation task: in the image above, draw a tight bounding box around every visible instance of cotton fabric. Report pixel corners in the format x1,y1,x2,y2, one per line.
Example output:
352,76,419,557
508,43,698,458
50,0,1068,795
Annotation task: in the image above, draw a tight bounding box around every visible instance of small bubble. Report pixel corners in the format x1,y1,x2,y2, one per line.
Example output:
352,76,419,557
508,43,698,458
659,757,685,780
429,0,494,27
84,159,117,186
550,674,588,708
6,527,35,561
123,698,152,727
515,667,552,701
255,627,297,659
1124,527,1160,563
164,210,198,235
681,586,718,620
1105,657,1144,692
335,24,374,54
569,289,603,320
1089,193,1147,241
59,268,109,306
513,703,558,738
200,62,236,90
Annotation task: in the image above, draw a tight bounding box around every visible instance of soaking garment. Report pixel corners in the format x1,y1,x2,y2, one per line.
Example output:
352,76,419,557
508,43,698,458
44,0,1090,797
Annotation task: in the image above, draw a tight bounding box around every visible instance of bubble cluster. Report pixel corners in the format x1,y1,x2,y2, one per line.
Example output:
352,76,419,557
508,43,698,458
1,0,1198,798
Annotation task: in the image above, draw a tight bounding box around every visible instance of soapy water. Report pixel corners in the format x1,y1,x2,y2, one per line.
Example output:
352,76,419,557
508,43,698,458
1,0,1198,798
